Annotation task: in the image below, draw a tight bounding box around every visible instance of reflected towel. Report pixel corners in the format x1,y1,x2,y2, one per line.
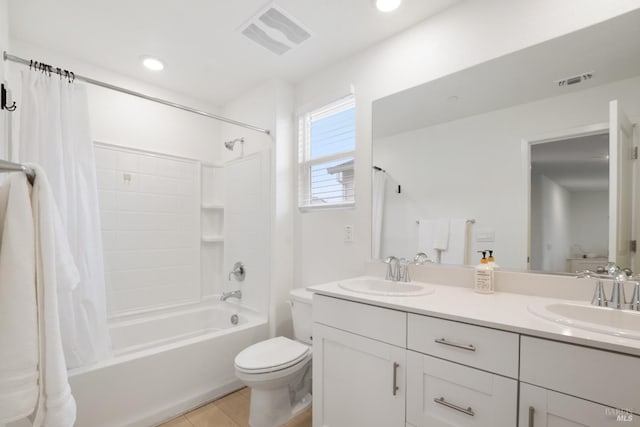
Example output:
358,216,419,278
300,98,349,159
417,219,439,261
433,219,450,250
0,173,38,423
441,219,469,265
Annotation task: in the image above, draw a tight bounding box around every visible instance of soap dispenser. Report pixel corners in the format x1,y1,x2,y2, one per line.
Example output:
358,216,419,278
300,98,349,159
474,250,494,294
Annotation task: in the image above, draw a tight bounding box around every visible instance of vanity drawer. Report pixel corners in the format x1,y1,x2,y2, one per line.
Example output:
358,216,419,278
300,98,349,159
406,351,517,427
407,314,519,378
313,294,407,347
520,336,640,412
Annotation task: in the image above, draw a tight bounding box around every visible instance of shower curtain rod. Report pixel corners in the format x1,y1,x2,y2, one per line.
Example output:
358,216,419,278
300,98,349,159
3,52,271,135
0,158,35,184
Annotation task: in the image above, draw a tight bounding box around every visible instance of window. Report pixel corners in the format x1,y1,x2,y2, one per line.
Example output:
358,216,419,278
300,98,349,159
298,95,356,209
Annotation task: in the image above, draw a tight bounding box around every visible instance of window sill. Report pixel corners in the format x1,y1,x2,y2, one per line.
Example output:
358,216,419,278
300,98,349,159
298,202,355,213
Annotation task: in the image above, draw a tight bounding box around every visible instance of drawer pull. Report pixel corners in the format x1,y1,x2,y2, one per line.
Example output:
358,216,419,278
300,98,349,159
392,362,399,396
434,337,476,352
433,397,475,417
528,406,534,427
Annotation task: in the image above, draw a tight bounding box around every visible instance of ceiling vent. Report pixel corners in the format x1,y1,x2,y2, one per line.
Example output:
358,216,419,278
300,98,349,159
239,4,312,55
555,72,594,87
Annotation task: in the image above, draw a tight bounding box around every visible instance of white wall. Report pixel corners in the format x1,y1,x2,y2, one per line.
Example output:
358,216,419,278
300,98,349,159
8,40,221,163
293,0,640,285
532,174,571,271
220,79,295,338
570,190,609,256
374,76,640,270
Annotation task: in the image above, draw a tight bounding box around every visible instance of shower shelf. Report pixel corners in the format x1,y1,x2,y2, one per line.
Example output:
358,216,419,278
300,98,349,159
201,235,224,243
201,203,224,210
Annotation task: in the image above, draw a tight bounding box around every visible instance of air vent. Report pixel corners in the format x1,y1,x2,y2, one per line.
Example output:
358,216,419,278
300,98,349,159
239,4,312,55
555,72,594,87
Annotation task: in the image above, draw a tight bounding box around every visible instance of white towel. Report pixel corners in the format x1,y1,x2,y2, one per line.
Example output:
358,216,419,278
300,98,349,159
30,165,79,427
417,220,439,261
0,173,38,423
441,219,469,265
433,219,450,250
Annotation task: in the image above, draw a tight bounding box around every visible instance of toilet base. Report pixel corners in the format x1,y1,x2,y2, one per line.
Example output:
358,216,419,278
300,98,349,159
248,389,311,427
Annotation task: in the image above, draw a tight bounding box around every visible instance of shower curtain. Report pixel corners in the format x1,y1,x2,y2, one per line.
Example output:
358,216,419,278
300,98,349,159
19,70,111,368
372,168,387,260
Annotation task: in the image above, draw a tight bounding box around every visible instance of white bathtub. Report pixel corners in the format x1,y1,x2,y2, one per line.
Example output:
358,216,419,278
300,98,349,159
68,301,268,427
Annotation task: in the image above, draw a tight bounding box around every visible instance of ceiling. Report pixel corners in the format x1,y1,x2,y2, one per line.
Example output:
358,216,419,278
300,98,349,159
531,133,609,191
372,9,640,138
8,0,460,105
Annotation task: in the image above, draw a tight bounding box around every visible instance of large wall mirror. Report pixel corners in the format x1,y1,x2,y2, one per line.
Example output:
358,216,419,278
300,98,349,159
371,9,640,274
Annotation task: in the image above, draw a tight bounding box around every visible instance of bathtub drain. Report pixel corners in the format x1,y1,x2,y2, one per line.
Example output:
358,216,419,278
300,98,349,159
230,314,239,325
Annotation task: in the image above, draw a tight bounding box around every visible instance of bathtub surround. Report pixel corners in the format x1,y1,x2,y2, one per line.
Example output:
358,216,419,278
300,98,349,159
68,301,267,427
18,70,111,368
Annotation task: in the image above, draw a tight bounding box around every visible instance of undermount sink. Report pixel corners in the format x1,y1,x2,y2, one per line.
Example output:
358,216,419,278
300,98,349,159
528,302,640,340
337,277,434,297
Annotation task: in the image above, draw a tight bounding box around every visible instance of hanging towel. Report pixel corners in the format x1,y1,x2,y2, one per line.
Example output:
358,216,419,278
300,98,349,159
417,220,439,261
441,219,469,265
29,165,79,427
0,173,38,424
433,218,450,251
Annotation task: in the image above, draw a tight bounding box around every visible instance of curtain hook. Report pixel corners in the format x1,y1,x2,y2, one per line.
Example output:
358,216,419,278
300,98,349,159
70,71,75,83
29,59,33,70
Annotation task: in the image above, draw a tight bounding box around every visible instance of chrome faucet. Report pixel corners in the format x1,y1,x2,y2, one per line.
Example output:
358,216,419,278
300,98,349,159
221,290,242,301
577,263,636,310
384,256,400,281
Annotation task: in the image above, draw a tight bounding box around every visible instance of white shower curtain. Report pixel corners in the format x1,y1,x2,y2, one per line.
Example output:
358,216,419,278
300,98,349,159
371,168,388,260
19,70,111,368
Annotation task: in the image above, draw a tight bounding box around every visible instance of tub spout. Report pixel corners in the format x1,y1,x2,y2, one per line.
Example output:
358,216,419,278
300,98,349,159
221,290,242,301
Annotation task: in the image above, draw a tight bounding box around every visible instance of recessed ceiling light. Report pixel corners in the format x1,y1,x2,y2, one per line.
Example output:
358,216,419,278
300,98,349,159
376,0,402,12
141,56,164,71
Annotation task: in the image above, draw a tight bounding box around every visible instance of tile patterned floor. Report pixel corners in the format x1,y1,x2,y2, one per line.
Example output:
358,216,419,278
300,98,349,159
158,388,312,427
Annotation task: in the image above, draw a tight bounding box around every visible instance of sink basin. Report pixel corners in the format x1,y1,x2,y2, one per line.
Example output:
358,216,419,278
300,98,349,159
528,302,640,340
337,277,434,297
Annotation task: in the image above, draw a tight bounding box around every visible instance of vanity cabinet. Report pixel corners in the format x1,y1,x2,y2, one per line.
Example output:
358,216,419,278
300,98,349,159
519,383,637,426
406,351,517,426
313,293,639,427
520,336,640,425
312,295,407,427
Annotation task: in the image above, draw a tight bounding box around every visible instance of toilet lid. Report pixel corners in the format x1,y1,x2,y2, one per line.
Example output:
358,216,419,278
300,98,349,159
235,337,310,373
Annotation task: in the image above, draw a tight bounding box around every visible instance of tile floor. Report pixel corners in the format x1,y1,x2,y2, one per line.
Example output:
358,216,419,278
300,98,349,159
158,388,312,427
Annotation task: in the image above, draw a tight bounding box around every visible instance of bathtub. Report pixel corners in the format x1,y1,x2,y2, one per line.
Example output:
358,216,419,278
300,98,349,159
68,301,268,427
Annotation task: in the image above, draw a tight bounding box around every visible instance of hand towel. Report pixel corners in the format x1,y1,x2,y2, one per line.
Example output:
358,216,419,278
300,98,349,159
0,173,38,423
441,219,470,265
29,165,79,427
433,219,450,251
417,219,439,261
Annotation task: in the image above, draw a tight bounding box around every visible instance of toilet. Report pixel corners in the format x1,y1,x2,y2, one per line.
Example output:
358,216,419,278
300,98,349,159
234,288,313,427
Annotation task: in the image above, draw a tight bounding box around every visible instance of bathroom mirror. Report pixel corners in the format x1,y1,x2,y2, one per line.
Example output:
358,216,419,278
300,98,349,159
371,9,640,273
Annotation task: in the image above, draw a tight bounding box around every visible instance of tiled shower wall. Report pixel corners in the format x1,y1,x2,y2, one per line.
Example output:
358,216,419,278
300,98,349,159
95,143,200,317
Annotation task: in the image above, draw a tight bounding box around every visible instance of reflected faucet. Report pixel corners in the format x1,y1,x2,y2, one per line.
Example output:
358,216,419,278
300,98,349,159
384,256,399,281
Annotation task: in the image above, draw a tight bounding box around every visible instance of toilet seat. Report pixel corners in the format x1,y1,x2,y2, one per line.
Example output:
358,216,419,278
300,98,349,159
235,336,310,374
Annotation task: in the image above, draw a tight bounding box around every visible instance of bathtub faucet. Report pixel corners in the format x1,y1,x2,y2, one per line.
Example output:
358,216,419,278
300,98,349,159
221,290,242,301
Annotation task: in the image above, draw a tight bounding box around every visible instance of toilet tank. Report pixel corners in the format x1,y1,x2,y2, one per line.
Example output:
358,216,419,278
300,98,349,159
289,288,313,345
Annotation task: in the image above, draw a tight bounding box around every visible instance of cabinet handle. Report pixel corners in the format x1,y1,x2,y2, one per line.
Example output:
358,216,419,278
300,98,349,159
433,397,475,417
528,406,534,427
434,337,476,352
392,362,399,396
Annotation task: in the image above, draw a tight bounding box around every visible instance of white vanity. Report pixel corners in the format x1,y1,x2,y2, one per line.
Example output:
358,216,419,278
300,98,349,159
309,275,640,427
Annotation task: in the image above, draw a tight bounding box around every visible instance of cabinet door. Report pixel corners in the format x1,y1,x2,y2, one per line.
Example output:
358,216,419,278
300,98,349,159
520,383,639,426
406,351,517,427
313,323,406,427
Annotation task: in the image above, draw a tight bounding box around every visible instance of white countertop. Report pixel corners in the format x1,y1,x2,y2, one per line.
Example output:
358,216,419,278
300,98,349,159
308,276,640,357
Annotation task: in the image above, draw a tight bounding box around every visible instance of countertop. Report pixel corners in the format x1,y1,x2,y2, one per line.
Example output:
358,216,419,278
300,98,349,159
308,276,640,357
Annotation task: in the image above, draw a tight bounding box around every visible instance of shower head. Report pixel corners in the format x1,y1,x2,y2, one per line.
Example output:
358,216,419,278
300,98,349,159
224,137,245,151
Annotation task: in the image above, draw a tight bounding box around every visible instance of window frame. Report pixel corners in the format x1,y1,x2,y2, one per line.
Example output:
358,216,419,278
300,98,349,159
297,95,356,211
